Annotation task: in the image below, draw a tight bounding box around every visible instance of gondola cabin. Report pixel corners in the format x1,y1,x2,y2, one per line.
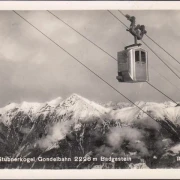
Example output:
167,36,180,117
116,47,148,82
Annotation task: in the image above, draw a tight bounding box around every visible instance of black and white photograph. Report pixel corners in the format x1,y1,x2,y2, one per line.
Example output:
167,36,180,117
0,9,180,170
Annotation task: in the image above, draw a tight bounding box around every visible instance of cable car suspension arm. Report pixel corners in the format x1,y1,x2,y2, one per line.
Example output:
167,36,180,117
125,14,147,49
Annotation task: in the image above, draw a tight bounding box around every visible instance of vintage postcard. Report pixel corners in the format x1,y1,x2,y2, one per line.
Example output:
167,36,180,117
0,1,180,179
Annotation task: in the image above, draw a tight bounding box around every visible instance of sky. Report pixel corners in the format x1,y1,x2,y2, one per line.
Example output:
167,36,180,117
0,10,180,107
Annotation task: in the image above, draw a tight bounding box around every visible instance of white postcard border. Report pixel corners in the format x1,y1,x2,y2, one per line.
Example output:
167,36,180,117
0,1,179,179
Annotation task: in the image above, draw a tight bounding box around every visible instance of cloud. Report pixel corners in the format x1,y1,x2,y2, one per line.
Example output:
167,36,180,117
107,126,149,156
135,117,161,131
37,120,73,150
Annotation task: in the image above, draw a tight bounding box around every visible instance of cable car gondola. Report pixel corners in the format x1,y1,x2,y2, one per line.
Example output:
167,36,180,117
116,14,149,83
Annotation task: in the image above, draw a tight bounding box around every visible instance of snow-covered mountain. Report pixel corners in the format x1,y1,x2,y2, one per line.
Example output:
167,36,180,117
0,94,180,169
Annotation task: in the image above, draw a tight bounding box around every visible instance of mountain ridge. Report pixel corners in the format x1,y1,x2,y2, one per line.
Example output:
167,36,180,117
0,94,180,169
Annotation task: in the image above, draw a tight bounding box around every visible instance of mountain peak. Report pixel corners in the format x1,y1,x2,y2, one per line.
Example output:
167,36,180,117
0,103,19,115
5,102,19,109
47,97,62,107
68,93,85,101
61,93,91,106
19,101,42,114
54,93,109,122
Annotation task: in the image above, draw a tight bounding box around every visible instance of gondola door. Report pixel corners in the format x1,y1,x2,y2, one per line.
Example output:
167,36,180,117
134,50,147,81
